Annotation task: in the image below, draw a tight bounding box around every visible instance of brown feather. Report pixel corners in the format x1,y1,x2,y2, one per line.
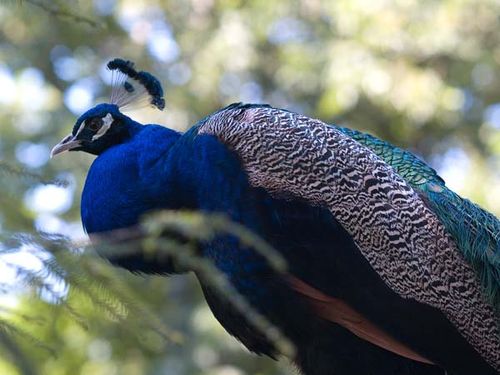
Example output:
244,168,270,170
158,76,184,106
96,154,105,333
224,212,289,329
288,276,434,365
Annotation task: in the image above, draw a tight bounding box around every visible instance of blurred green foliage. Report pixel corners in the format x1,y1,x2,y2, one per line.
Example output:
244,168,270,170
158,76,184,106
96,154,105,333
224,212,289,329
0,0,499,374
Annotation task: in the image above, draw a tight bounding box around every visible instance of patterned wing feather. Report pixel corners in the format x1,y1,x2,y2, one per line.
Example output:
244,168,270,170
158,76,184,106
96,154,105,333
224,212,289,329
337,126,500,315
336,126,444,187
196,103,500,370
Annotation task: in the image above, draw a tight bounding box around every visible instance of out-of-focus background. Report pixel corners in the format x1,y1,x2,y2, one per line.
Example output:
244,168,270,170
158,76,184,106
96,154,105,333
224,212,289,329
0,1,498,374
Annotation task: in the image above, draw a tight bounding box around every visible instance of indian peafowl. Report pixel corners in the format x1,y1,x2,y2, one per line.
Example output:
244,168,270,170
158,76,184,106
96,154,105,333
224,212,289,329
51,59,500,375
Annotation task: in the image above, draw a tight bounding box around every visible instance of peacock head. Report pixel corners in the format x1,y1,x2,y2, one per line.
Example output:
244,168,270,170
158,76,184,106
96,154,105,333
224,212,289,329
51,59,165,157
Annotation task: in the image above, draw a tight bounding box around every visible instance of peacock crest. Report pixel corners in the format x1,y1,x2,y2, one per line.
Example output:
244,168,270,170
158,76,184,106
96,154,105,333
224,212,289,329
107,58,165,112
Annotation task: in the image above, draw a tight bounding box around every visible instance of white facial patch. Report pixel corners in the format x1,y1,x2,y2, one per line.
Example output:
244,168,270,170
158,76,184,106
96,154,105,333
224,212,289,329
75,120,86,138
91,113,114,141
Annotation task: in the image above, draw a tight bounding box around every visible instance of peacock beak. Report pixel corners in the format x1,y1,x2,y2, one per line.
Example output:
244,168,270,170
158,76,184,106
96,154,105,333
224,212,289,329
50,134,82,158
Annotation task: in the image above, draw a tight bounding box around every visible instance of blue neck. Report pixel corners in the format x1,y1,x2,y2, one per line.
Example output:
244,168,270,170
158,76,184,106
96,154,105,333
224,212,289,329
81,123,182,233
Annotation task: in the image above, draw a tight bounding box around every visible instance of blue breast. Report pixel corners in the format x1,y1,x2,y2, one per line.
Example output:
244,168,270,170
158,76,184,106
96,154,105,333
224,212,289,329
81,125,181,234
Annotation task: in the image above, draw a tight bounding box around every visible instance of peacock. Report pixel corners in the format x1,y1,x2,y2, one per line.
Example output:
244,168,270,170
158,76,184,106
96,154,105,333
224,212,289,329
51,59,500,375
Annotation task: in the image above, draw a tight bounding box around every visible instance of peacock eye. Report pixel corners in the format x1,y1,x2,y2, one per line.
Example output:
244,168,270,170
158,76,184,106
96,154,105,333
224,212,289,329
87,118,103,132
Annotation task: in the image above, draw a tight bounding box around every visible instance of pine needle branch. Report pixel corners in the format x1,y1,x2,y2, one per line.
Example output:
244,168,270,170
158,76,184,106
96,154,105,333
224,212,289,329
0,160,68,187
0,317,56,358
19,0,102,28
0,329,38,375
144,237,295,358
143,211,287,272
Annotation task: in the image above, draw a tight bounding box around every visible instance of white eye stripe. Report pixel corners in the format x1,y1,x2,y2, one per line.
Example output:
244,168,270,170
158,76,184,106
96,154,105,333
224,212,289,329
91,113,114,141
75,120,86,137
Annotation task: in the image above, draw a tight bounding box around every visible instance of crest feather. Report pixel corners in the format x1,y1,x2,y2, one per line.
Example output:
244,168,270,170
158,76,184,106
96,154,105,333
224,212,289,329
107,58,165,111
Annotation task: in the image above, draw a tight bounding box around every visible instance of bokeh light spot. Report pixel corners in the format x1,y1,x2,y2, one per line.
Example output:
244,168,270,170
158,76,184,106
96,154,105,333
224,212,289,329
25,184,73,214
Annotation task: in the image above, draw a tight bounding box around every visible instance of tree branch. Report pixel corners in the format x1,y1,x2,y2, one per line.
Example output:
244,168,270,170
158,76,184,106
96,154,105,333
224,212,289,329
21,0,102,28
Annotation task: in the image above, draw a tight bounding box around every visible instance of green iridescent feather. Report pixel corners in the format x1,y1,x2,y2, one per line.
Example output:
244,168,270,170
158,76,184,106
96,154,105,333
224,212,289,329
337,126,500,315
